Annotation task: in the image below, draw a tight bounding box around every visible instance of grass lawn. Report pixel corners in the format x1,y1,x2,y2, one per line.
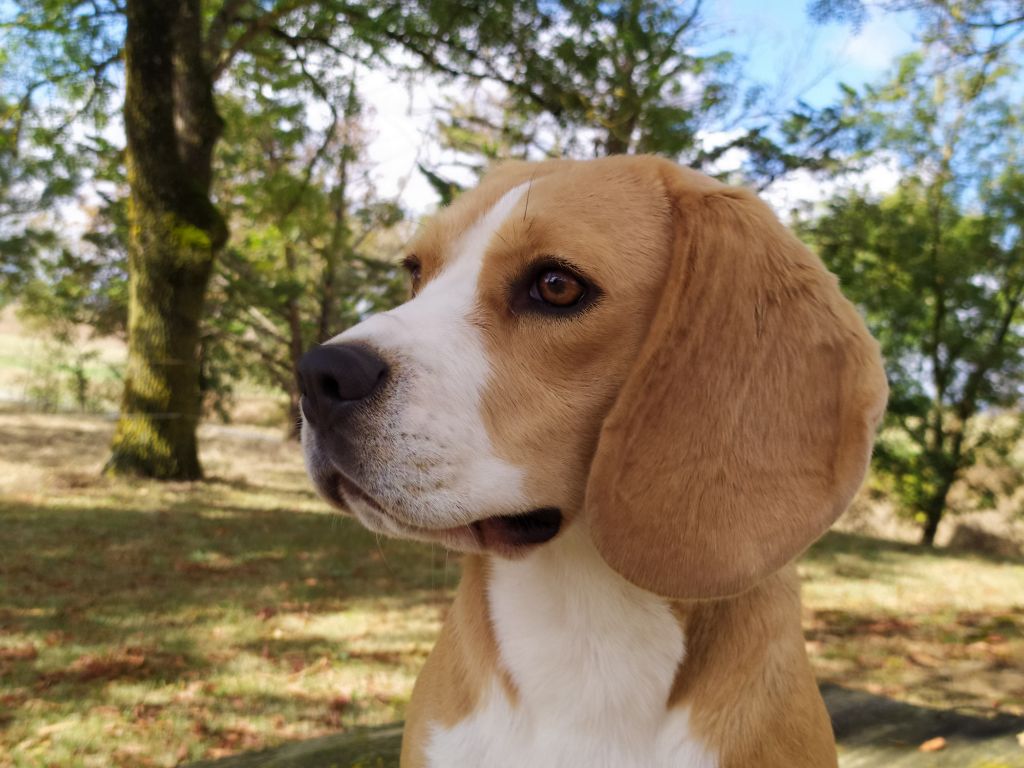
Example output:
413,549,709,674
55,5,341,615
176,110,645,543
1,412,1022,767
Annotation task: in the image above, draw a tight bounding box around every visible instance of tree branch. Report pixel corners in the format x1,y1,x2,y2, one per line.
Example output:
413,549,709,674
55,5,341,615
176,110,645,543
204,0,251,69
209,0,315,81
955,276,1024,422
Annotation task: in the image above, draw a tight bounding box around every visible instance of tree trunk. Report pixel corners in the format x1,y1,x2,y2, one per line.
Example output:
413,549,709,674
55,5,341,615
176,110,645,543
920,503,943,547
317,128,352,344
106,0,226,480
919,472,957,547
285,244,305,441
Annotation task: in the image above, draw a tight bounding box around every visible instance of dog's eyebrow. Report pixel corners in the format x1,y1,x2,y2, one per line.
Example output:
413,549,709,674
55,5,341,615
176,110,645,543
522,176,535,222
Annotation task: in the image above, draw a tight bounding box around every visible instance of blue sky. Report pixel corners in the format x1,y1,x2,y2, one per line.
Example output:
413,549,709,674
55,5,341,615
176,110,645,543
703,0,918,107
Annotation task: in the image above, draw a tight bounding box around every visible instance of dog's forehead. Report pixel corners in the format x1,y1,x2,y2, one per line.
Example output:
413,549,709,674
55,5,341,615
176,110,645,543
410,159,666,271
410,174,544,269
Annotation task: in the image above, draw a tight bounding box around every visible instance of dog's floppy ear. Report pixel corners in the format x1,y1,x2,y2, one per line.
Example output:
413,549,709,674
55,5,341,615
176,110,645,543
585,165,887,600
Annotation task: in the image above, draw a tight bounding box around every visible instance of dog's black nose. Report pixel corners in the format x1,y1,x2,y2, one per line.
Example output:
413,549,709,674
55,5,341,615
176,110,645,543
297,344,388,427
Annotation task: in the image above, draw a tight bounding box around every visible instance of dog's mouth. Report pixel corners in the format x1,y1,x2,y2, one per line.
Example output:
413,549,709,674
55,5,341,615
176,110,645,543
471,507,562,551
324,470,562,555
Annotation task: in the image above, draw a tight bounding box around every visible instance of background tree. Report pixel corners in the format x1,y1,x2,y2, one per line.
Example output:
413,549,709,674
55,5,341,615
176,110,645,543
803,179,1024,544
809,0,1024,61
208,70,406,434
799,31,1024,543
105,0,228,479
406,0,841,190
3,0,436,477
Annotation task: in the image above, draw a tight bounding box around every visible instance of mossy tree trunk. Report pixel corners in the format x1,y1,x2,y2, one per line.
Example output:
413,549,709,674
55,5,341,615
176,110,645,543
106,0,227,480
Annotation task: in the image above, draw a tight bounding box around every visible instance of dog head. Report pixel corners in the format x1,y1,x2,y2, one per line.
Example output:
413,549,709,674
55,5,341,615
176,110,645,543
300,156,887,599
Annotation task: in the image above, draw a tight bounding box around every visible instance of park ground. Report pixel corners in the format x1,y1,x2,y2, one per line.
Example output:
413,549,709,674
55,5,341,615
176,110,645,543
1,411,1023,768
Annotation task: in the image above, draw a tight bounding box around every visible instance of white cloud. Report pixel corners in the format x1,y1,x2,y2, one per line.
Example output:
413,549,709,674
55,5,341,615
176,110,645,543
359,68,440,212
838,14,916,74
761,156,902,217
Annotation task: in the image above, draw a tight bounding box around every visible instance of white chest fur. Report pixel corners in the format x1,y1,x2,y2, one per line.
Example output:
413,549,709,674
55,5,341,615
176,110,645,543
425,526,718,768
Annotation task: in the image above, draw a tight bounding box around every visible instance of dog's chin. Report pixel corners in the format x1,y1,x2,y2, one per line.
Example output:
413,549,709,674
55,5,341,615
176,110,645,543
315,469,563,557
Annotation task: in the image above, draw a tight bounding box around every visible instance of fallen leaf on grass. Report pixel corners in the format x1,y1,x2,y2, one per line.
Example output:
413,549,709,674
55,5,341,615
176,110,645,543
68,650,146,680
36,648,153,686
329,693,352,712
43,632,65,647
52,471,98,489
173,680,211,703
0,644,37,661
865,617,916,635
919,736,947,752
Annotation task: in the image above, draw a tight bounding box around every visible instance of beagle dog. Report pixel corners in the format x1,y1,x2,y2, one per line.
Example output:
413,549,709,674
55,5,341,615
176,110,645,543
298,156,888,768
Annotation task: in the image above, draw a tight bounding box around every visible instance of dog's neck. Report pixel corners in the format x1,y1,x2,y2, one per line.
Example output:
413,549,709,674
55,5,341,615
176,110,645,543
425,524,719,767
419,522,837,768
487,524,686,720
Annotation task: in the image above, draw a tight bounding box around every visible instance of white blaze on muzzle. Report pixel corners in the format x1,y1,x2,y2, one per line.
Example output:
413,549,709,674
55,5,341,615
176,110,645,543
328,184,531,527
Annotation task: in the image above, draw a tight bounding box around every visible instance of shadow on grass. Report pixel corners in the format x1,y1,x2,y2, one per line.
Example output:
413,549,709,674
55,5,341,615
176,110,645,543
1,499,453,626
808,529,1024,567
202,474,321,501
824,684,1024,766
0,497,457,713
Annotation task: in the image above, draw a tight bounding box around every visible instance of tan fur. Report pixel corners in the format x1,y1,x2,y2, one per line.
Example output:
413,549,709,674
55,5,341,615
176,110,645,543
396,155,887,766
670,566,838,767
407,160,569,289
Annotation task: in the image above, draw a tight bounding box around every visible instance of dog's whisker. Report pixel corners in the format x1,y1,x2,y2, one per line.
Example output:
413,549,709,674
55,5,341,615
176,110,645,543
373,531,396,581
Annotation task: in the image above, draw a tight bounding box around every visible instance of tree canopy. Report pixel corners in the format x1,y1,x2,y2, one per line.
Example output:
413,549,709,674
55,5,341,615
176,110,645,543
799,13,1024,542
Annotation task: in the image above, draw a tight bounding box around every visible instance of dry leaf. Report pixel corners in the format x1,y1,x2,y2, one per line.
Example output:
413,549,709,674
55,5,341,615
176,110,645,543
0,644,37,661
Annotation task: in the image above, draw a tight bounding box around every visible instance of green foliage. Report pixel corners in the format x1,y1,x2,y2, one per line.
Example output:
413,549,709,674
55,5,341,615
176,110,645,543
414,0,819,186
417,163,463,206
14,338,122,413
207,71,408,432
0,0,123,295
16,198,129,338
804,181,1023,533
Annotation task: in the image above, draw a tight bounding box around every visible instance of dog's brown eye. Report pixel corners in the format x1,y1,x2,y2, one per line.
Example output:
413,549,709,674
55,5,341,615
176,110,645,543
532,269,585,307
